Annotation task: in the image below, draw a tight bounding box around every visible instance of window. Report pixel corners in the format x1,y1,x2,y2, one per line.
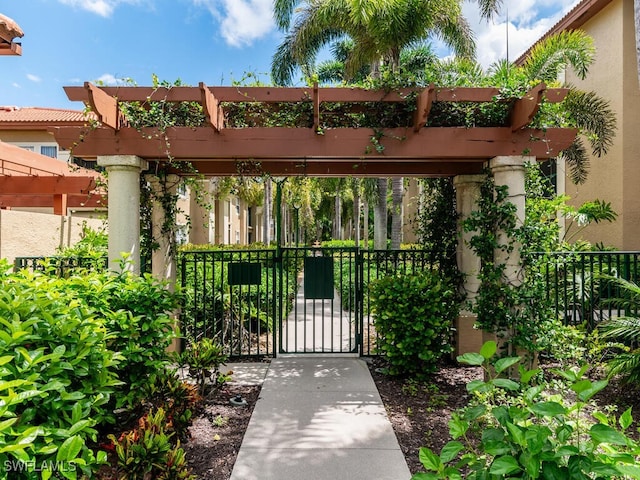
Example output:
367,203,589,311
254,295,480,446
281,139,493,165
40,146,58,158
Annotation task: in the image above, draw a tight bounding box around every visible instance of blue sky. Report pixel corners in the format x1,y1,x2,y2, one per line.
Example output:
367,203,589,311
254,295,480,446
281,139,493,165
1,0,580,110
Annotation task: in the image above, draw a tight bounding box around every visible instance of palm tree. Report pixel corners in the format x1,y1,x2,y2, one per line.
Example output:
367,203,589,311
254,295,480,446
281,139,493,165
271,0,502,86
273,0,501,249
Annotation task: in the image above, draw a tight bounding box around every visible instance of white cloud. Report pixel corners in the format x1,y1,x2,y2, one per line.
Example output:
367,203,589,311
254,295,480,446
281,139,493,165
192,0,275,47
26,74,42,83
58,0,142,18
93,73,120,85
463,0,581,68
12,83,21,88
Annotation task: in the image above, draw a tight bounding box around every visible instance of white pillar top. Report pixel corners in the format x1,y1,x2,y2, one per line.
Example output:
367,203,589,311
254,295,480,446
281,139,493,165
97,155,148,170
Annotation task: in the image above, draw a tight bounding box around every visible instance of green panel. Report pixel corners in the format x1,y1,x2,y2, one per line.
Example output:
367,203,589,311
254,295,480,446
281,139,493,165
304,256,334,299
228,262,262,286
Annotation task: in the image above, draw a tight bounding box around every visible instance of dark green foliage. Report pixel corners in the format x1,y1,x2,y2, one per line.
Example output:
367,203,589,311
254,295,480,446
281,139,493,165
413,342,640,479
370,271,458,377
414,178,460,284
0,266,117,478
56,269,181,410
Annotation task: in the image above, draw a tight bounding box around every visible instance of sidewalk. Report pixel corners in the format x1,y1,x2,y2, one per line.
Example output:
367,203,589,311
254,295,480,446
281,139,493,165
229,356,411,480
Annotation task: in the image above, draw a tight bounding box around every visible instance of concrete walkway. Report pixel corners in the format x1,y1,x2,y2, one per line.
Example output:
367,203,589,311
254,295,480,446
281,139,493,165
229,356,411,480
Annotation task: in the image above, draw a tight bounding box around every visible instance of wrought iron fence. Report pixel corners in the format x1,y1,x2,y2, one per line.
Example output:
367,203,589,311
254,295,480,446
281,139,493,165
537,251,640,330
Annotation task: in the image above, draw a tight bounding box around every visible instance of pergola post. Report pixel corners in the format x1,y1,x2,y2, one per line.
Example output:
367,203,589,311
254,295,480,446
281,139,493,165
453,174,485,356
147,174,180,285
97,155,147,274
489,156,529,288
188,179,212,245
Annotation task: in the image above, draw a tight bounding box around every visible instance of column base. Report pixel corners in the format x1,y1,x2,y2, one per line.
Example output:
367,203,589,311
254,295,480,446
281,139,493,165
454,315,483,357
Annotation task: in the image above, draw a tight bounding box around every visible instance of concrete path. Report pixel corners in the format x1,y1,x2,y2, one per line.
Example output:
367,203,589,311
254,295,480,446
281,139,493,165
230,356,411,480
281,276,357,354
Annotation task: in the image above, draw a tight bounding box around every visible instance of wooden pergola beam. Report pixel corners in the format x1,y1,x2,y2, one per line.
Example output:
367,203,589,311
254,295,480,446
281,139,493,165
65,85,571,105
413,84,435,132
199,82,224,132
52,126,577,162
0,42,21,56
164,159,485,177
0,176,97,194
510,83,546,131
85,82,119,130
0,194,105,209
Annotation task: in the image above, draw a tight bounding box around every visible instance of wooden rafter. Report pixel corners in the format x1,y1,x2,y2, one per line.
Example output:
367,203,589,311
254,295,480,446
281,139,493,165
85,82,119,130
510,83,546,131
413,84,435,132
313,82,320,132
0,176,97,195
199,82,224,132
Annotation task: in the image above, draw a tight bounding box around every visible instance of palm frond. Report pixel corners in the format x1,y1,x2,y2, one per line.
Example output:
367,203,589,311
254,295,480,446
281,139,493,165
564,89,617,158
274,0,300,30
559,137,589,184
523,30,596,83
475,0,503,20
607,351,640,383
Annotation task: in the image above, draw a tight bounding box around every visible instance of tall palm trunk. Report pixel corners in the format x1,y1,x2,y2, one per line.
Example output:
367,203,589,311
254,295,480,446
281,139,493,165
333,183,342,239
374,178,388,249
263,178,272,244
353,182,361,247
363,199,369,248
390,177,404,249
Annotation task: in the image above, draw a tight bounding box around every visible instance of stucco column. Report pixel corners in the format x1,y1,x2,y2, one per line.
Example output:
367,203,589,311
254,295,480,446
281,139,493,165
97,155,147,274
147,174,180,286
453,174,485,355
489,156,530,288
189,179,212,245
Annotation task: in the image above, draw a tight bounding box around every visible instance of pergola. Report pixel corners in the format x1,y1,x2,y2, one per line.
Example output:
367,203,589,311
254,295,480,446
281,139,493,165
50,82,577,268
50,81,579,353
0,141,103,214
53,82,575,177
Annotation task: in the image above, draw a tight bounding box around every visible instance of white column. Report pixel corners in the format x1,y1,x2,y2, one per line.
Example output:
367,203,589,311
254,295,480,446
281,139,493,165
97,155,147,274
147,174,180,286
489,156,530,288
453,174,485,356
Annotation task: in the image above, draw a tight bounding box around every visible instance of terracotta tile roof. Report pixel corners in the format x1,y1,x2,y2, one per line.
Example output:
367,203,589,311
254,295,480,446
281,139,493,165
0,106,94,127
515,0,614,65
0,13,23,41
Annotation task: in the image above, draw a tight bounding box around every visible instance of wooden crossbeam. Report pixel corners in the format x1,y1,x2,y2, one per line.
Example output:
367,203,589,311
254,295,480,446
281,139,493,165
0,41,21,55
52,126,577,161
165,159,485,177
65,85,571,105
0,193,105,208
510,83,546,131
199,82,224,132
85,82,119,130
413,84,435,132
0,176,97,194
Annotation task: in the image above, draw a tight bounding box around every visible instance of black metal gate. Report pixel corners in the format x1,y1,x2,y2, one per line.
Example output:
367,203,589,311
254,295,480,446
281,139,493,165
179,247,436,357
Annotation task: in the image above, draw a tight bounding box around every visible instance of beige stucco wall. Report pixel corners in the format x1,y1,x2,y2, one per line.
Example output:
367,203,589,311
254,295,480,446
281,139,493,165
563,0,640,249
0,209,105,265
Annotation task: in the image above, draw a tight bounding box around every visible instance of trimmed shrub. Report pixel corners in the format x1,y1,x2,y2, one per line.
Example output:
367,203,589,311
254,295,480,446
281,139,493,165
370,270,458,377
0,268,119,478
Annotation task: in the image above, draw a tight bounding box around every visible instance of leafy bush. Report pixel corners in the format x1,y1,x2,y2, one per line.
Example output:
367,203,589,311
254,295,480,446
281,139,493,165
370,271,458,377
59,270,181,409
175,337,228,396
413,342,640,479
0,267,118,479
